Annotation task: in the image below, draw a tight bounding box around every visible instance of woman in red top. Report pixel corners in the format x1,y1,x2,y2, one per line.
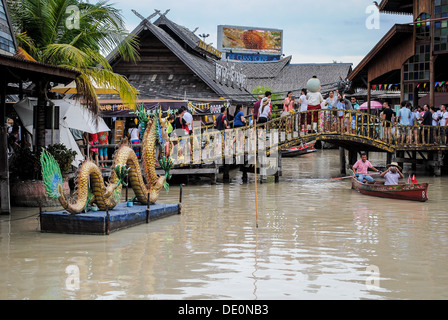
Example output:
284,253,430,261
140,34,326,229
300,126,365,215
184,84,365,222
88,133,100,167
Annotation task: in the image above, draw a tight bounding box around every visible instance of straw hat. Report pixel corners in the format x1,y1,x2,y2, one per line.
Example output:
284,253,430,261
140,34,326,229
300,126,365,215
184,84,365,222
261,97,271,107
387,162,402,171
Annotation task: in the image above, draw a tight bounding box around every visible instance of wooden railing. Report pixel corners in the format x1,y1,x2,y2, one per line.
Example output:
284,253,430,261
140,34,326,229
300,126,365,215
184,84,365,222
80,110,447,168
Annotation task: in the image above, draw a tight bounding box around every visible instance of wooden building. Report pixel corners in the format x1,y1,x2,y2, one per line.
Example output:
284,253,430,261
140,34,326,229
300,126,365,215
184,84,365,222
349,0,448,109
105,11,352,110
0,0,79,214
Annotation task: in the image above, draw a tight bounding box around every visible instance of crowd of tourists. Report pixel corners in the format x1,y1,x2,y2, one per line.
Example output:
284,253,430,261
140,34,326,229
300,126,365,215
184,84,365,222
248,90,448,147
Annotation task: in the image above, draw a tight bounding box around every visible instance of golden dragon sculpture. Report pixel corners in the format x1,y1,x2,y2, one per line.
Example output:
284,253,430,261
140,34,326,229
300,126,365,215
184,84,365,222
40,109,174,214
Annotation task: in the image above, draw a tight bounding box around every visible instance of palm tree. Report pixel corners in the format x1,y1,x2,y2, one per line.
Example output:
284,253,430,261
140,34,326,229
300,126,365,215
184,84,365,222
8,0,140,150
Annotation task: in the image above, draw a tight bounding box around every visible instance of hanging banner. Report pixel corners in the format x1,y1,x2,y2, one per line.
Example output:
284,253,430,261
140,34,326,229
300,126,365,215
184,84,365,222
99,101,188,117
188,101,229,116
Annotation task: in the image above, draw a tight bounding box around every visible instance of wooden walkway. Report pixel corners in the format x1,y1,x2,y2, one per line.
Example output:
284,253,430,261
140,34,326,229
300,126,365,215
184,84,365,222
90,109,447,182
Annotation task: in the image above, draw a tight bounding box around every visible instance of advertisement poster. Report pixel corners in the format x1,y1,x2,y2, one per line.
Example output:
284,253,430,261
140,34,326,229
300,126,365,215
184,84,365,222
218,25,283,55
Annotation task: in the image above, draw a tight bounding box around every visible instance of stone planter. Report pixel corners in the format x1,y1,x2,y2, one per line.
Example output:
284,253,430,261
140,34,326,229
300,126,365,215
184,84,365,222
10,179,70,207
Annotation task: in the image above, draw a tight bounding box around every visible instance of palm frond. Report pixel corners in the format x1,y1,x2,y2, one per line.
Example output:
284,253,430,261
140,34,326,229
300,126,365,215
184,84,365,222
84,67,139,110
41,43,92,67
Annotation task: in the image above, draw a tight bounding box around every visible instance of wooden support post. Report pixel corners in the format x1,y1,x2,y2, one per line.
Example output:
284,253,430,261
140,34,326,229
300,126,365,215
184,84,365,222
412,151,417,171
397,151,404,171
105,208,110,235
348,150,358,168
339,147,346,175
0,127,10,215
387,152,393,165
146,192,150,223
223,165,230,182
178,184,183,214
274,152,281,183
367,81,371,115
125,175,128,202
241,165,248,182
434,151,443,176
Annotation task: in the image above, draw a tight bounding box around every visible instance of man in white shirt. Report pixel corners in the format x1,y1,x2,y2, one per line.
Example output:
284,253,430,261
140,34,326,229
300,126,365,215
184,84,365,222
183,107,193,134
306,88,323,132
439,105,448,145
411,107,421,145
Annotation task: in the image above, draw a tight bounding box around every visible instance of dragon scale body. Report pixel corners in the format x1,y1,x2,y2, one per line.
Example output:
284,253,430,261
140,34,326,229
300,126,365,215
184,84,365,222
42,115,169,214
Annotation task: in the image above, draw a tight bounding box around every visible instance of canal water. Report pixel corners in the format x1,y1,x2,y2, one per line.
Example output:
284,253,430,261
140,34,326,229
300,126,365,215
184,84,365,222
1,149,448,300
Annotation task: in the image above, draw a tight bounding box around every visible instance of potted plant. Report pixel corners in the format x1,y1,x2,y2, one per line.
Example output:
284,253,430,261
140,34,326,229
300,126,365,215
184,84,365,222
9,144,77,207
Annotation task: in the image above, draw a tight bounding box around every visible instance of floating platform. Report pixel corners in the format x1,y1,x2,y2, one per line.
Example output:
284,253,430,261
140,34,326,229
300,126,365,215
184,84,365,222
40,202,181,235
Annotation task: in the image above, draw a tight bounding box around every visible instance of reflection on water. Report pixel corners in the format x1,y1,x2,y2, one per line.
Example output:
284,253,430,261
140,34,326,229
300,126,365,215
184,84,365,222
1,150,448,299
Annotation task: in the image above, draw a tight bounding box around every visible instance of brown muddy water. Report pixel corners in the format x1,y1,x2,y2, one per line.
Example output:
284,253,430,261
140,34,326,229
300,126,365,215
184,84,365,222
1,149,448,300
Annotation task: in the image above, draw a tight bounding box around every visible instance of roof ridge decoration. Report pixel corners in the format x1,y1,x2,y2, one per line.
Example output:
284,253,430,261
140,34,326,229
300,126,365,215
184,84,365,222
131,9,252,101
153,11,223,59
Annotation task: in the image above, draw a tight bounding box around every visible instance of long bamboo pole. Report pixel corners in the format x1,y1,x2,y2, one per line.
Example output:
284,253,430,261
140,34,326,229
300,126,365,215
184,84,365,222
254,120,259,228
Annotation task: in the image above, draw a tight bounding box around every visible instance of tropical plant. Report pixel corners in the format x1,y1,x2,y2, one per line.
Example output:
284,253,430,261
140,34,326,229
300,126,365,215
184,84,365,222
252,85,283,119
252,85,283,105
8,0,140,150
44,144,77,176
9,144,76,180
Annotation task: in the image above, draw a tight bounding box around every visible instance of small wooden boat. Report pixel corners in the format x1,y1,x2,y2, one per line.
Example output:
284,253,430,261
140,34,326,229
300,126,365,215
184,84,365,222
281,141,316,158
351,177,429,202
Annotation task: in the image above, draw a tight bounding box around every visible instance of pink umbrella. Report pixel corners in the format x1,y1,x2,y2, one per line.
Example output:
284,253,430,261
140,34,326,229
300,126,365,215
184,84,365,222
359,101,383,109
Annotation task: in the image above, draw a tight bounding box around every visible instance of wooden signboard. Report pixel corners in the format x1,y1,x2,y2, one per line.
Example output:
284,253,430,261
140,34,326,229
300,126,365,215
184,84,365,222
114,120,125,143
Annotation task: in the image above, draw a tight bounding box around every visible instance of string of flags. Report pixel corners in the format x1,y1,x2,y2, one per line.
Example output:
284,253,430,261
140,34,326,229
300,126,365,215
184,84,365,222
372,82,448,91
371,83,401,91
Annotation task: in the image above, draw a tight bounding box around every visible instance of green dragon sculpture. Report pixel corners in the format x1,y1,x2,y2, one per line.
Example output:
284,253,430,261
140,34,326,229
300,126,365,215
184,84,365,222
40,109,174,214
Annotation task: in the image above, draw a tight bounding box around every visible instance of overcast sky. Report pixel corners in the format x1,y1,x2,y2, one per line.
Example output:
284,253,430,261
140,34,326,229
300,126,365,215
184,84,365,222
112,0,411,67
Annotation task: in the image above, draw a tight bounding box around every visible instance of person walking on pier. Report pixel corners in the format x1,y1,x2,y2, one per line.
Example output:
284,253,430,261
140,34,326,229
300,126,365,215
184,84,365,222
258,94,272,124
411,107,421,145
353,153,380,183
421,105,433,144
381,102,394,143
397,101,412,145
253,95,263,122
283,91,294,112
325,91,338,132
98,131,109,169
440,105,448,145
233,105,246,128
306,84,324,133
431,106,439,144
298,89,308,133
336,97,346,133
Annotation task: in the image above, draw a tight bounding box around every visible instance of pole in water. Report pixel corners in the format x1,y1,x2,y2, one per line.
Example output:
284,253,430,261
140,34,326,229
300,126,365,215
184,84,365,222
178,184,183,214
105,208,110,235
125,175,129,202
254,120,259,228
146,192,150,223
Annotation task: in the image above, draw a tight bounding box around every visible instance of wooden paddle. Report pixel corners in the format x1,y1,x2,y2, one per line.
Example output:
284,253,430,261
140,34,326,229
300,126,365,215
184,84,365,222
328,172,381,181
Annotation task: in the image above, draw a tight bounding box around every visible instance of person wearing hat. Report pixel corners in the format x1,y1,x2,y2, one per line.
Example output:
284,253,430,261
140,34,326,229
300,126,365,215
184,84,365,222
258,92,272,124
380,162,404,185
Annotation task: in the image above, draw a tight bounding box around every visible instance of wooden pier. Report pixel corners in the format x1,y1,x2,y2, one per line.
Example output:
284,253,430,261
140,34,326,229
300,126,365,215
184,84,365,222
84,109,447,188
40,202,181,235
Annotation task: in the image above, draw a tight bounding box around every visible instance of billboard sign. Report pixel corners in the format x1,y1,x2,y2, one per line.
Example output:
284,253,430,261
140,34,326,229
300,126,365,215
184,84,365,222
217,25,283,56
225,52,281,62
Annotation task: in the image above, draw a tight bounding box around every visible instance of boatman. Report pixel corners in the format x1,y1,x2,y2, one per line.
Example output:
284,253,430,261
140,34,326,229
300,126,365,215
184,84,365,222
352,153,380,183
